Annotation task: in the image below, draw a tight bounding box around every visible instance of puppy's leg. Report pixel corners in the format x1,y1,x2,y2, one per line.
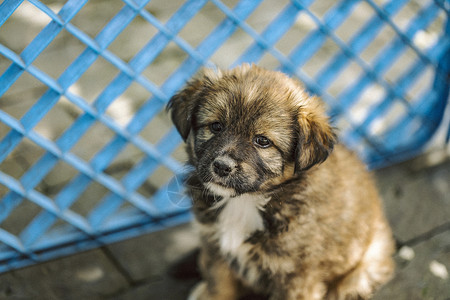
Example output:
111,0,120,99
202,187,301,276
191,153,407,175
328,223,395,300
189,247,243,300
269,274,326,300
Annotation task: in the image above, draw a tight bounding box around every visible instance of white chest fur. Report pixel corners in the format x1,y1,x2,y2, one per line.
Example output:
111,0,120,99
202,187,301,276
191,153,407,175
217,194,269,255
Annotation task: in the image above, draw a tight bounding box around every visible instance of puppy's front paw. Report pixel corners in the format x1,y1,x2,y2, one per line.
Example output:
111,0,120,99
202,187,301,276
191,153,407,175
188,281,208,300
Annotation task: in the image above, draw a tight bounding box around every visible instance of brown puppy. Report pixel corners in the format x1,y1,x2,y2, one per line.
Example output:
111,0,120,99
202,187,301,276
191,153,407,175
167,65,394,300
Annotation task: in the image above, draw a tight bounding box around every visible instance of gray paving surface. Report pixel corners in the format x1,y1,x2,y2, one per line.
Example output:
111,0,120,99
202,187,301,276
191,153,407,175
373,157,450,300
1,155,449,300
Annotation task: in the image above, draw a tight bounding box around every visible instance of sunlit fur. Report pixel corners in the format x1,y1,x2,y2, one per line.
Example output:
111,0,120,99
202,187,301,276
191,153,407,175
168,64,394,300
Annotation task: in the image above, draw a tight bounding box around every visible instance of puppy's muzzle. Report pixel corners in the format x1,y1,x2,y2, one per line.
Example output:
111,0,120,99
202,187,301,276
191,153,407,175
212,156,237,178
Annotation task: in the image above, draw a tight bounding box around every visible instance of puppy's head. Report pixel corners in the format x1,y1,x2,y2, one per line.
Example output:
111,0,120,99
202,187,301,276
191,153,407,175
167,65,336,197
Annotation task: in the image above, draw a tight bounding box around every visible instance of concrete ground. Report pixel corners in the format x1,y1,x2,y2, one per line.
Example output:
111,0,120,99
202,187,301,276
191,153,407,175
1,152,449,300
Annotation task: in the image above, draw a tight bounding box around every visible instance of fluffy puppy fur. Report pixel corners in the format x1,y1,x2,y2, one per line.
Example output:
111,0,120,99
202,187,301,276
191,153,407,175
167,65,394,300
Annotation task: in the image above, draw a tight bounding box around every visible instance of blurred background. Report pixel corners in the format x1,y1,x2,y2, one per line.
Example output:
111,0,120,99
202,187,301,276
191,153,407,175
0,0,449,299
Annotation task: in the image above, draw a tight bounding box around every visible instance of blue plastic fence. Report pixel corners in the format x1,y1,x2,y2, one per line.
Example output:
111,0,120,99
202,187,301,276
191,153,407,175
0,0,449,272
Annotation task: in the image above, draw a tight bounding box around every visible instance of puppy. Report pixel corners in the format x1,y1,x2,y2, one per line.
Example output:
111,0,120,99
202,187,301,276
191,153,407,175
167,65,394,300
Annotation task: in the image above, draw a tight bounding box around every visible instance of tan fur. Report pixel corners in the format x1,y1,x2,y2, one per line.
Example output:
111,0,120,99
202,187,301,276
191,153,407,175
168,64,395,300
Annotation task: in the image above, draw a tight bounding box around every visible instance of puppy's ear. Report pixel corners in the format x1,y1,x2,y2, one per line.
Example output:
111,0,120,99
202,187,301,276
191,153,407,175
295,98,337,172
167,69,221,141
167,78,203,141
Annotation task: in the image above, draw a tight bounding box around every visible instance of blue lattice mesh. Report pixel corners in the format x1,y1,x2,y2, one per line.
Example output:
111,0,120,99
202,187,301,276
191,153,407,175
0,0,449,272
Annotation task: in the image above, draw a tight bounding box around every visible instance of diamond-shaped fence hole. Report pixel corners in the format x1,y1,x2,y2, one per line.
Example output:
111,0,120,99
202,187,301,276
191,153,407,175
0,53,9,74
335,117,352,135
410,2,446,52
334,1,375,44
368,100,408,137
67,56,121,104
32,28,87,79
429,8,446,33
0,1,52,53
348,83,386,125
325,61,364,97
0,198,42,237
246,0,290,32
34,96,83,142
136,178,158,199
107,12,159,63
210,27,258,69
178,1,227,48
70,181,110,218
137,164,174,199
148,164,174,190
259,51,285,71
142,41,189,87
406,65,435,104
171,143,189,164
219,0,241,9
0,183,8,199
1,73,48,119
275,12,317,57
35,160,79,198
144,0,188,23
71,121,116,162
0,122,8,141
383,47,419,87
418,10,447,51
0,137,46,180
359,24,397,65
307,0,339,20
412,29,442,53
118,199,135,212
105,81,152,127
70,0,124,39
104,143,145,181
301,37,342,80
391,1,426,32
335,116,369,155
37,1,64,13
140,102,177,145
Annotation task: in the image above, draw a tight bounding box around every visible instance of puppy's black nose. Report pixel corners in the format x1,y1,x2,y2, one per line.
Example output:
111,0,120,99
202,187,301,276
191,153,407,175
213,159,235,177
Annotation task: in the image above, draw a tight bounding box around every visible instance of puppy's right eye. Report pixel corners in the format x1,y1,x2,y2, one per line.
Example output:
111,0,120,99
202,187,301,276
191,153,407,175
209,122,223,134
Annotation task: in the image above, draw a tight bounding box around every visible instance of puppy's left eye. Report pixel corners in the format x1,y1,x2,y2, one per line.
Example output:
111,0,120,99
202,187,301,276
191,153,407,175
210,122,223,134
254,135,272,148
